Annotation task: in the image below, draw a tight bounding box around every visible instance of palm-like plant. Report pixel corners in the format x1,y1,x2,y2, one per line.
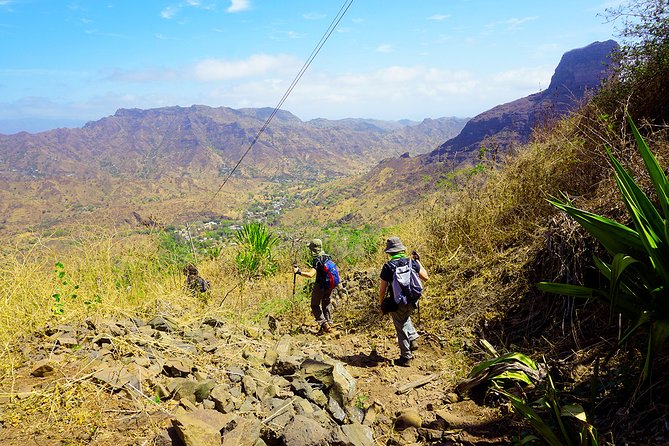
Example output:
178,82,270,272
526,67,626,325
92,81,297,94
539,116,669,381
235,222,279,278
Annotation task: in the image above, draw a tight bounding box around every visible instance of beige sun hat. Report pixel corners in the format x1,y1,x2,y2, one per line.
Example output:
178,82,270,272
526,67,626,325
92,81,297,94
384,236,407,254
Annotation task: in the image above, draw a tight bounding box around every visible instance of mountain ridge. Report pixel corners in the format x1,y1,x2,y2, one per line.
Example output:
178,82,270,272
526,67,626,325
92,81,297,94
0,105,467,233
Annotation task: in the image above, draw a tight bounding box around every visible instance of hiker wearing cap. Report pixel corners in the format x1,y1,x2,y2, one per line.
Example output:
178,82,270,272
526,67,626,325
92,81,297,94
378,236,429,367
293,239,338,334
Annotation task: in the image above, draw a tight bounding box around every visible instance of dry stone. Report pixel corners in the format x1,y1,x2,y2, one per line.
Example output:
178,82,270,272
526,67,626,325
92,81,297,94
328,396,347,423
242,375,257,397
148,315,179,332
221,417,262,446
330,362,356,405
30,360,55,377
394,410,422,430
272,355,303,376
227,365,244,383
283,415,329,446
210,384,232,412
339,423,374,446
172,409,234,446
163,358,193,377
93,364,139,391
300,359,334,385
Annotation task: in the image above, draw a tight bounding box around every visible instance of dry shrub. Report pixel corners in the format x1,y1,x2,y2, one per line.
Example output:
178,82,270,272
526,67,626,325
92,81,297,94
419,114,612,338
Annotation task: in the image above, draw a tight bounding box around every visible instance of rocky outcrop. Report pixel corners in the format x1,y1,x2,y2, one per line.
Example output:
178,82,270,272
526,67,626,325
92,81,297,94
12,315,377,446
429,40,619,164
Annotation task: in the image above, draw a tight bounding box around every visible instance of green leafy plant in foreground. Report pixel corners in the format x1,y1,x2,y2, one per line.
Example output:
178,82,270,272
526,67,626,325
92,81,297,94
496,375,599,446
235,222,279,278
539,116,669,381
463,353,598,446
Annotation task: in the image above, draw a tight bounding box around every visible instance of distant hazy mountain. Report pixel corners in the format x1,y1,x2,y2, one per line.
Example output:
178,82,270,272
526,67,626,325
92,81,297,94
429,40,619,163
0,105,467,183
0,118,87,135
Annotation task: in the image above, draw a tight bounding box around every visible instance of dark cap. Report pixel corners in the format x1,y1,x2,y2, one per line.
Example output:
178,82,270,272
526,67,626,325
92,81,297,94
308,238,324,256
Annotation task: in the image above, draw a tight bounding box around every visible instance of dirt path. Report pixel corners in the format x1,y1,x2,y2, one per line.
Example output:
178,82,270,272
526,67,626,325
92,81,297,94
297,323,511,445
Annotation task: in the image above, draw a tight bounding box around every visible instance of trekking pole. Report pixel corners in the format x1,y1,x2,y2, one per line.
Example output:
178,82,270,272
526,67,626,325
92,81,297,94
292,264,298,298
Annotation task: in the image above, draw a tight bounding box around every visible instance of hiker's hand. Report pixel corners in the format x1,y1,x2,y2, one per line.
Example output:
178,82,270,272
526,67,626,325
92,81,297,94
293,266,301,275
412,250,420,261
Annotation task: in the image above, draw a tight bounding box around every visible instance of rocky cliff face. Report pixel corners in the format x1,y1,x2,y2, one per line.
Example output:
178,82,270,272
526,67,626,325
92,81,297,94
429,40,619,163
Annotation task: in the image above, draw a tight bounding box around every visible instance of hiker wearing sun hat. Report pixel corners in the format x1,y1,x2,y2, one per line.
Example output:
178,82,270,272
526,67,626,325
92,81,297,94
378,236,429,367
293,238,340,334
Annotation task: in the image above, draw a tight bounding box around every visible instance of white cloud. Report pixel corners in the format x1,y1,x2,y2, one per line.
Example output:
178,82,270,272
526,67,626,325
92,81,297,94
161,6,177,19
428,14,450,21
482,16,539,35
376,44,393,53
192,54,298,81
507,16,539,27
491,67,552,92
227,0,250,13
161,1,216,19
303,12,326,20
501,16,539,30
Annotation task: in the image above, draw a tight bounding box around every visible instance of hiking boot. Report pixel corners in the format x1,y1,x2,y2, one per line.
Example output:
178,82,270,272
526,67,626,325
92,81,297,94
409,339,419,351
393,357,412,367
319,322,332,334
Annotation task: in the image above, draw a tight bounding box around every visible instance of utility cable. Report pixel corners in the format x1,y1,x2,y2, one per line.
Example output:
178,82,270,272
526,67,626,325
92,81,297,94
207,0,354,206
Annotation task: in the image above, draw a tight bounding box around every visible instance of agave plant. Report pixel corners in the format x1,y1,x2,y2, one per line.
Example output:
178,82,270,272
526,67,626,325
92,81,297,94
460,352,597,446
495,375,599,446
538,116,669,381
235,222,279,278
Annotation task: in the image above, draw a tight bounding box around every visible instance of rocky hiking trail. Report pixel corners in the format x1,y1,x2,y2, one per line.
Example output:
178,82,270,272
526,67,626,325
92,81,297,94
0,312,511,446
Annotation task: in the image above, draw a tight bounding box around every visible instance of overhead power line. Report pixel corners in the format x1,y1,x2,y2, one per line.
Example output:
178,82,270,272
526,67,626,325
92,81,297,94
208,0,354,205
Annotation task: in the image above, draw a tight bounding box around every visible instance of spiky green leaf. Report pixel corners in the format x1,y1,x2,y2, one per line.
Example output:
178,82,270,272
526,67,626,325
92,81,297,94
628,115,669,219
547,197,645,257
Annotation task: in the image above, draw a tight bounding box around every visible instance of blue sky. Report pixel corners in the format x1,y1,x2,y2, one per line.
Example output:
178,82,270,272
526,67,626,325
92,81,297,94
0,0,622,133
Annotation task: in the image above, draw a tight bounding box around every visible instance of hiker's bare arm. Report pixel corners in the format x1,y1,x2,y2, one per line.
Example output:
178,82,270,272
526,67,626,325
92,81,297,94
294,266,316,278
379,280,388,304
418,263,429,282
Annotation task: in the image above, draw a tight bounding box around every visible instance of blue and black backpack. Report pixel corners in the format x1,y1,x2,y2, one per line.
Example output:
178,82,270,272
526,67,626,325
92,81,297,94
315,255,340,291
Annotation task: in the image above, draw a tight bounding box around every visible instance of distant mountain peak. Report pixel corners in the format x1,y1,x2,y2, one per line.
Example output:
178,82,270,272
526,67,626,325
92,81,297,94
546,40,619,95
429,40,619,162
